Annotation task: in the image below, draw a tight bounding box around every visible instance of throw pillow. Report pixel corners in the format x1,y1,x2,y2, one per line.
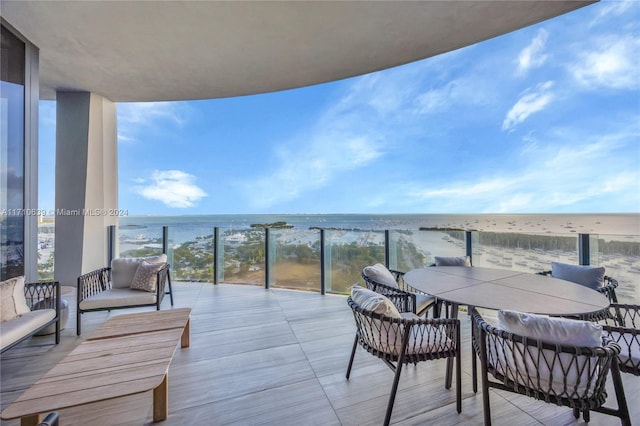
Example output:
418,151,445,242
362,263,399,288
551,262,605,290
130,261,166,292
351,285,401,318
434,256,471,267
0,276,30,322
111,254,168,289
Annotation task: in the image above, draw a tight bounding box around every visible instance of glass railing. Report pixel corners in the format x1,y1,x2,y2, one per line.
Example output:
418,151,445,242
38,218,640,304
270,227,321,292
591,234,640,303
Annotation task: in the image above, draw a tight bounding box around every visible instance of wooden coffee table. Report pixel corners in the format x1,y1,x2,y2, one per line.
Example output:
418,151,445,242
1,308,191,426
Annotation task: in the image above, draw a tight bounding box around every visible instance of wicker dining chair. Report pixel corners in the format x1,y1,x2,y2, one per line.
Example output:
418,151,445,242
346,295,461,426
538,268,619,303
471,308,630,426
598,303,640,376
361,266,435,316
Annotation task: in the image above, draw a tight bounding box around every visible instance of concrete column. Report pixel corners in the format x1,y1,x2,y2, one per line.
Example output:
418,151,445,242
54,92,117,286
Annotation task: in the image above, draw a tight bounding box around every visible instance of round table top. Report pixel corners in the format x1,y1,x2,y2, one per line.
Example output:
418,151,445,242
403,266,610,316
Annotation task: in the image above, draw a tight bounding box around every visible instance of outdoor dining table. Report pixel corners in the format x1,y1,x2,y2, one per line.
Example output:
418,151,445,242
403,266,611,390
404,266,610,317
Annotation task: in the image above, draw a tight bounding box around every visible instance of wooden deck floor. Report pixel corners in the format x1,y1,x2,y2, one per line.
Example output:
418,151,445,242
1,282,638,425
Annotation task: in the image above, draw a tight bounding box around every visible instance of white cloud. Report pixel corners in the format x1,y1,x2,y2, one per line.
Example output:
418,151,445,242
117,102,187,142
401,128,639,213
516,29,549,75
240,134,383,209
135,170,207,208
569,35,640,90
502,81,555,131
591,0,636,24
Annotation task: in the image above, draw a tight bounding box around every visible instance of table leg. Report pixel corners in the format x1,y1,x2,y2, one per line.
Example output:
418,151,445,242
181,318,190,348
153,373,168,422
20,414,42,426
445,303,460,389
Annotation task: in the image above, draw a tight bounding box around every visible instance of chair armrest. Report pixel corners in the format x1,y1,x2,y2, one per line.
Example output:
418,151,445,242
155,263,170,302
77,267,111,303
24,281,60,317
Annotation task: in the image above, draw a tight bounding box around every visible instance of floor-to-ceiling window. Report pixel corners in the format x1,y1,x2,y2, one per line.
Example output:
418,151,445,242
1,24,26,280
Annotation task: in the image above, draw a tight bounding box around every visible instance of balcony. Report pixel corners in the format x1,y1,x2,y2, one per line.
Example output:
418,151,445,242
1,281,638,425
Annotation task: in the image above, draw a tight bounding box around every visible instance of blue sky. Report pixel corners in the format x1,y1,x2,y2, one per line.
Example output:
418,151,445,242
38,1,640,215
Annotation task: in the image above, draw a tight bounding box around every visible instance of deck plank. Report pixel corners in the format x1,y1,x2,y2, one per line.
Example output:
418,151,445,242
1,283,638,425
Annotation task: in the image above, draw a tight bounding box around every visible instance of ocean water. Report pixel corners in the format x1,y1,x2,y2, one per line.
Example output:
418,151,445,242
110,213,640,302
118,213,640,244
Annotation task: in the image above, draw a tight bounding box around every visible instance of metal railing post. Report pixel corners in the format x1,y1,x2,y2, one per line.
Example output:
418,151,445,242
384,230,390,269
265,227,270,289
107,225,116,265
213,227,219,284
466,231,473,265
320,229,326,295
162,226,169,254
578,233,590,265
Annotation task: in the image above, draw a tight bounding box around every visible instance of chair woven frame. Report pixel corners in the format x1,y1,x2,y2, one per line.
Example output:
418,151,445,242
599,303,640,376
471,308,630,426
361,270,433,316
346,297,461,425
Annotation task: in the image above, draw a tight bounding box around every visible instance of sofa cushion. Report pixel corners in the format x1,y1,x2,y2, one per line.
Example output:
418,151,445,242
363,263,398,288
111,254,167,289
1,276,30,322
130,261,165,292
551,262,605,290
434,256,471,267
0,309,55,350
79,288,157,310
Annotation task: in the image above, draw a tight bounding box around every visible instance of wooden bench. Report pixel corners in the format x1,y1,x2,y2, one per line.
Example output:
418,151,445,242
1,308,191,426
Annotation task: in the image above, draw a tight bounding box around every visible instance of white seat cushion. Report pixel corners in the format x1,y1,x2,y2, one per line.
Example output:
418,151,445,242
79,288,157,310
363,263,399,288
551,262,605,290
0,309,55,351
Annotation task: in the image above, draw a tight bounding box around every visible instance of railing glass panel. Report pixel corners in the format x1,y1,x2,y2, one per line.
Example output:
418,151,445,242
388,229,466,270
473,231,579,273
220,227,265,286
325,229,385,294
167,227,214,282
118,223,163,258
592,233,640,303
270,228,321,292
37,219,55,280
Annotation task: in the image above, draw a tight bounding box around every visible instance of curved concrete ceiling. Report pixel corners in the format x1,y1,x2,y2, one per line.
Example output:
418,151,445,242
2,1,594,102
